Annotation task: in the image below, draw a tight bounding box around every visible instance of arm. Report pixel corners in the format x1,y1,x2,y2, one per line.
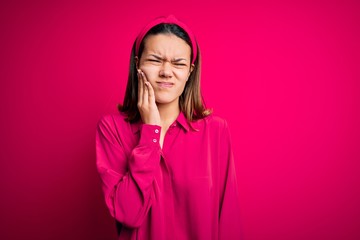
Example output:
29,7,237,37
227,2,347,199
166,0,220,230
95,116,161,228
218,120,242,239
95,68,161,228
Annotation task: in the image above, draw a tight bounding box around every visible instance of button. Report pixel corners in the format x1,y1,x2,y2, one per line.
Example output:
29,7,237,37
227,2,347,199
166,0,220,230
153,139,157,143
155,129,159,133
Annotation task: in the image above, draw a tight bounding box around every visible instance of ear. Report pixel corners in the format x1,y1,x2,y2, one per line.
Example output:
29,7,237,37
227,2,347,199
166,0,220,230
135,56,139,70
187,64,195,79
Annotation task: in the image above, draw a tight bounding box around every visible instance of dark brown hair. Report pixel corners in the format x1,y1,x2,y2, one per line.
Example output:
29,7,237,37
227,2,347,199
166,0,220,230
117,23,212,123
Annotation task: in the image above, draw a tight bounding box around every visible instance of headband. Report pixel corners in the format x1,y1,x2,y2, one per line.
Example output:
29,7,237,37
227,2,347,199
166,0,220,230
135,15,198,65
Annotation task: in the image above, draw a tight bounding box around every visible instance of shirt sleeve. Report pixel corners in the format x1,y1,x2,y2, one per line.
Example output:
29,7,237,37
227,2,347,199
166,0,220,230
95,115,161,228
218,120,242,239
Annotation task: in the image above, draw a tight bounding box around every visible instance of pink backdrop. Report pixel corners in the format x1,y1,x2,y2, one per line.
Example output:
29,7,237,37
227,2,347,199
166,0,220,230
1,0,359,239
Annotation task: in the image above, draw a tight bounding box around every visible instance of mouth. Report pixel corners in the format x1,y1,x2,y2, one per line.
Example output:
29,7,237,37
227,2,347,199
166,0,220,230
156,81,174,88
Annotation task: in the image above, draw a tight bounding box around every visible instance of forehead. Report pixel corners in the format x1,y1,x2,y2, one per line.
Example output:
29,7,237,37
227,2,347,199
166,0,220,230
142,33,191,57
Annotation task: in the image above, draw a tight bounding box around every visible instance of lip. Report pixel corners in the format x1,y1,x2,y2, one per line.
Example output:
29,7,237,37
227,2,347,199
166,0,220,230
156,81,174,88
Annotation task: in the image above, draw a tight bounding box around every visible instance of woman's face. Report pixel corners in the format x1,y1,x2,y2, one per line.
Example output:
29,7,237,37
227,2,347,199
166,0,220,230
136,33,194,105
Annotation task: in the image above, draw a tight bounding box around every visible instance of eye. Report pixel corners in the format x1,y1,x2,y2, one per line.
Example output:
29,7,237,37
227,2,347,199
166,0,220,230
173,62,187,67
148,59,161,63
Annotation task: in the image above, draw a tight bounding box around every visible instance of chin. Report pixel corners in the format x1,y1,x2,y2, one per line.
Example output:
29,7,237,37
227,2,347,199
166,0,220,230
155,99,175,105
154,95,179,105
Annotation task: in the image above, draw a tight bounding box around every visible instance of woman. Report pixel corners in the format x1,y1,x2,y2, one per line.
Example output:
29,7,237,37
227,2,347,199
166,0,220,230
95,15,241,239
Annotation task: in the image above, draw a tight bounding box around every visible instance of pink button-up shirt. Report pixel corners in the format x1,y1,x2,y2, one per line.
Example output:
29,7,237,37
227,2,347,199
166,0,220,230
95,111,241,239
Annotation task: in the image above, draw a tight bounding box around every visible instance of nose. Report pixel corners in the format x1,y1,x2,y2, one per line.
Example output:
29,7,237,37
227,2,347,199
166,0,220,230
159,61,173,78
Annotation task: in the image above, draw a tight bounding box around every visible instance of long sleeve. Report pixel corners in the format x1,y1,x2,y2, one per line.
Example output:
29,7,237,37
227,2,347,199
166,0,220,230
218,120,242,239
95,115,161,228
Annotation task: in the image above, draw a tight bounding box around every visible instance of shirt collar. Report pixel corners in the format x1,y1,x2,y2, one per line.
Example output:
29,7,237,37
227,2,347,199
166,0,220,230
131,111,192,134
175,111,191,132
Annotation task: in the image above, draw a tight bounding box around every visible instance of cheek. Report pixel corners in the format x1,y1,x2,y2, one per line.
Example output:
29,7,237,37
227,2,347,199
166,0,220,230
139,65,158,82
173,69,190,81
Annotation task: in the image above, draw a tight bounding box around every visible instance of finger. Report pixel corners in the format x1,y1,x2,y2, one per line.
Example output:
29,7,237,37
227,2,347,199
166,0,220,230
146,81,156,103
141,70,148,82
141,72,149,105
137,69,143,105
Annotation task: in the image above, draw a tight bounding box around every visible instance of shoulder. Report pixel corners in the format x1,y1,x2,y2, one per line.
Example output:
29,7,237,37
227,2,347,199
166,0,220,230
203,113,228,128
96,111,132,135
192,113,229,133
97,111,127,127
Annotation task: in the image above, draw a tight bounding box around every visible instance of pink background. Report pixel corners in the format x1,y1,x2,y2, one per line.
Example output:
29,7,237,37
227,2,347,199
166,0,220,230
1,0,359,239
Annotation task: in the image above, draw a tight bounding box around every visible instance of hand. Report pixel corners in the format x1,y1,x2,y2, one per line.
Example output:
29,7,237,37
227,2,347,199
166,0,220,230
137,69,161,126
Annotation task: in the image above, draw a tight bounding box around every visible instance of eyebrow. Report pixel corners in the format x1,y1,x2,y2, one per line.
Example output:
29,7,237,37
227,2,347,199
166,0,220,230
148,54,187,62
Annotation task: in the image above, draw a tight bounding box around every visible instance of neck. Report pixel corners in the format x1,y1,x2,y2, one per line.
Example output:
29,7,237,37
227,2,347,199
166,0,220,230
157,100,180,127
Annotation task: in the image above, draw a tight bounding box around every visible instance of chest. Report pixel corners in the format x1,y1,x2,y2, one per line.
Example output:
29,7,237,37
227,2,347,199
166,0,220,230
125,126,221,186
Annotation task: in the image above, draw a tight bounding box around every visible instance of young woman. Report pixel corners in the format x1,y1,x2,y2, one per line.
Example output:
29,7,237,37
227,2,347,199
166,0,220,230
95,15,241,240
